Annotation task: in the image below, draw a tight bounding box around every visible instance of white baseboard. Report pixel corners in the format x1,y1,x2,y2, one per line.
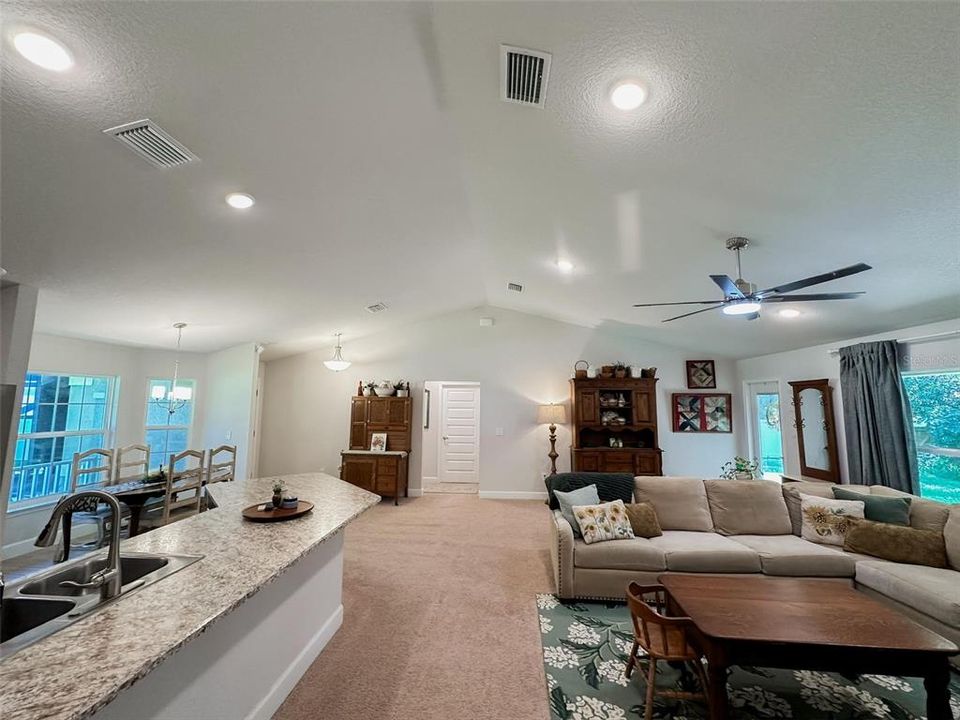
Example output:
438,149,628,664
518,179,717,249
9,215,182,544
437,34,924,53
407,488,424,497
2,537,38,558
247,604,343,720
479,491,549,500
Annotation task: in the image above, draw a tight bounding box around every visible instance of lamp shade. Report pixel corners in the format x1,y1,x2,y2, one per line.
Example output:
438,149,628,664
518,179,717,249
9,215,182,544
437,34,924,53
537,403,566,425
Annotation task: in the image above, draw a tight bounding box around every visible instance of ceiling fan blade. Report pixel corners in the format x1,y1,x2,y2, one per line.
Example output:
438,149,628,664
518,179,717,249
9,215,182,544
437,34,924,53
762,292,866,302
661,304,725,323
757,263,872,297
633,300,723,307
710,275,745,298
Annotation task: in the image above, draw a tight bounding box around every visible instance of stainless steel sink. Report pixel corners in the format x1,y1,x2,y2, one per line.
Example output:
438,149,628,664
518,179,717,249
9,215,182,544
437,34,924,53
1,551,202,659
1,597,76,643
19,555,169,597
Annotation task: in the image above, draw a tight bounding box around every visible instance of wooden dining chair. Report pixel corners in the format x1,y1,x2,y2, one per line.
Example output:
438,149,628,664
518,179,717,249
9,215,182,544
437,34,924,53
206,445,236,484
62,449,123,558
155,449,206,526
113,443,150,485
625,582,711,720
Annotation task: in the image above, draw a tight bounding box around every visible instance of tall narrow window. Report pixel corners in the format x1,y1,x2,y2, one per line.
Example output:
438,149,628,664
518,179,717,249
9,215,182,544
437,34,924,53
10,373,117,506
747,381,784,479
902,370,960,503
144,378,195,469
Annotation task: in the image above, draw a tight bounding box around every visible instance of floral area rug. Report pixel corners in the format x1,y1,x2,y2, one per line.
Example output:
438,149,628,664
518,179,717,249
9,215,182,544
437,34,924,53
536,594,960,720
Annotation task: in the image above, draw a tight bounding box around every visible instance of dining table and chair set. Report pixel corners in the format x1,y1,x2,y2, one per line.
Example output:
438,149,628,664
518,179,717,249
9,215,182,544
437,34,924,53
61,444,237,556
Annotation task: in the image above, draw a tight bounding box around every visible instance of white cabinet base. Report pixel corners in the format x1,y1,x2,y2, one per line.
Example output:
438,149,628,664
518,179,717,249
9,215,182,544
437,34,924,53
94,532,344,720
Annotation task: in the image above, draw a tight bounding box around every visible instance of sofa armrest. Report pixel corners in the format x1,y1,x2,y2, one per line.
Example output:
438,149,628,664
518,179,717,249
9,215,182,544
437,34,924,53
550,509,575,599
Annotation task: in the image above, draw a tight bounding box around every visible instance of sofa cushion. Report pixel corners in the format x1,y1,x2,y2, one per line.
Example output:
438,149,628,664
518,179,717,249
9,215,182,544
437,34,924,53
572,500,635,545
647,530,761,573
730,534,858,577
705,479,792,536
545,472,634,510
945,507,960,571
855,561,960,628
633,477,713,531
555,485,599,538
624,502,662,538
800,494,864,546
843,519,947,568
833,486,911,526
573,537,666,571
782,481,837,535
869,486,951,532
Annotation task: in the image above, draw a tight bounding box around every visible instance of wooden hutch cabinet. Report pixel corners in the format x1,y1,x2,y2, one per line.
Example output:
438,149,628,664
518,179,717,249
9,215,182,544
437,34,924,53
570,377,663,476
341,395,412,505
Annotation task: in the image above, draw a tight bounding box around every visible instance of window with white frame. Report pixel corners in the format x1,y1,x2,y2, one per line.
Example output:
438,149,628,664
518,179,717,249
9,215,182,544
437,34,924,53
144,378,195,470
10,373,117,506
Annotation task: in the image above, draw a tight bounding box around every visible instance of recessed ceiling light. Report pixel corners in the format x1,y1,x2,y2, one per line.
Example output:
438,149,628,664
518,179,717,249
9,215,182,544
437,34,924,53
225,193,255,210
722,300,762,316
778,308,801,319
13,31,73,71
610,81,646,110
556,259,574,274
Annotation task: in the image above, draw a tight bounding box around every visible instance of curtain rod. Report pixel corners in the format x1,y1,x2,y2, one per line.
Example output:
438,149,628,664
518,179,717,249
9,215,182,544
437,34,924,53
828,329,960,356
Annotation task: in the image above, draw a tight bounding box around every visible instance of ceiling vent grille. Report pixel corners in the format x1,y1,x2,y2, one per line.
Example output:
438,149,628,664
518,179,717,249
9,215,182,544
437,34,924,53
500,45,551,108
103,120,198,168
507,282,523,293
365,302,388,314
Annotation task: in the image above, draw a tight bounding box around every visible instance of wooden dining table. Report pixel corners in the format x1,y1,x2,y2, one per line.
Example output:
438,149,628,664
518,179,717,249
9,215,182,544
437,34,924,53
106,478,169,536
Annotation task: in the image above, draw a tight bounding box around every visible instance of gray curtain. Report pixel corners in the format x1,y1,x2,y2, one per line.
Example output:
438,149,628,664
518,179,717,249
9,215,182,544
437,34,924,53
839,340,918,493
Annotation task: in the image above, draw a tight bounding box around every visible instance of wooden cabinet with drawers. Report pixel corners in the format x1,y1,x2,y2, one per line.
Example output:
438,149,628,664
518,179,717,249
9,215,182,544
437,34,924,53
570,377,663,476
342,395,413,505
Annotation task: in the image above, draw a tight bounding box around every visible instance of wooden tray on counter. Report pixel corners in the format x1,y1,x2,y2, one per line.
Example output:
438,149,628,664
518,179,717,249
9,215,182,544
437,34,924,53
241,500,314,522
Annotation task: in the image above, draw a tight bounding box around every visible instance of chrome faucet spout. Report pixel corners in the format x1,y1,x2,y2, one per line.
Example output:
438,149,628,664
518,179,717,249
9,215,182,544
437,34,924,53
34,490,124,600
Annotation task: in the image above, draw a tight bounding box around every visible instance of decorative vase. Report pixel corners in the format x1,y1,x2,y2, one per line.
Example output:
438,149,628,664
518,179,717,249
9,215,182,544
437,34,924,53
629,365,643,378
614,368,627,379
362,388,373,397
586,365,598,379
734,472,754,481
272,493,282,508
397,389,409,397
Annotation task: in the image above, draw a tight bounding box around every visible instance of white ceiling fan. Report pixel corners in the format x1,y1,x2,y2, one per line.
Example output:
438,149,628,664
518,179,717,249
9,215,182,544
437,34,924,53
633,237,872,322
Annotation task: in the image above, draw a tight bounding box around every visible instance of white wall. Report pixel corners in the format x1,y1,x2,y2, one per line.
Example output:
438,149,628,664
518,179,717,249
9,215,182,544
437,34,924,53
259,306,740,497
736,318,960,483
201,343,260,481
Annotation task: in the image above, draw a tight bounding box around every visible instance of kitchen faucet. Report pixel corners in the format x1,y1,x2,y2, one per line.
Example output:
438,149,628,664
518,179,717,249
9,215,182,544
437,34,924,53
35,490,123,601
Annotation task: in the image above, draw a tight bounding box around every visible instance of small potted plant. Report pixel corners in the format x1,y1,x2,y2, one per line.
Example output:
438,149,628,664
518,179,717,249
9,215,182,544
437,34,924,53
613,362,628,379
720,457,761,481
362,382,375,397
272,480,285,508
395,380,409,397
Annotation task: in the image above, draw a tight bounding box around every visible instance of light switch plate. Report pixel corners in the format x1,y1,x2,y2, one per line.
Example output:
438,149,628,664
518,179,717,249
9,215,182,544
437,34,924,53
495,427,504,436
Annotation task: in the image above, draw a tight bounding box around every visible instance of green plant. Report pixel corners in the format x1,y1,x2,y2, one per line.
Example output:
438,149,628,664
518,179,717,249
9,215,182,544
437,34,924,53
272,480,285,495
720,456,760,480
364,381,376,390
393,379,407,390
613,362,627,370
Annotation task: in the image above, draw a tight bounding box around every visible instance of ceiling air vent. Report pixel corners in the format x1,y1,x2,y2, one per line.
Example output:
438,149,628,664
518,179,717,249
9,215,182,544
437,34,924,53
500,45,551,108
507,282,523,293
103,119,198,168
365,302,388,314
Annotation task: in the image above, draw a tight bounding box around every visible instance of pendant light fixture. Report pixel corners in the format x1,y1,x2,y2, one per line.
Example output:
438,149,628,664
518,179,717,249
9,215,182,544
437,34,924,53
150,323,193,414
323,333,351,372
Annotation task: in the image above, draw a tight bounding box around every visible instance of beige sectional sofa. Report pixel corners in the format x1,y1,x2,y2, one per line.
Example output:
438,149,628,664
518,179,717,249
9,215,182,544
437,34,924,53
549,476,960,653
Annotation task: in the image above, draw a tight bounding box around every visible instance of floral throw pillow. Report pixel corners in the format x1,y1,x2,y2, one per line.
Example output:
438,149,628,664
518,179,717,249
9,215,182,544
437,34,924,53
571,499,636,545
800,493,865,546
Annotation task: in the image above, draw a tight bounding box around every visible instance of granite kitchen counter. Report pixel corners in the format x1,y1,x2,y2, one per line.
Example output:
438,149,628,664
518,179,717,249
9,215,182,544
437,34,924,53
0,473,380,720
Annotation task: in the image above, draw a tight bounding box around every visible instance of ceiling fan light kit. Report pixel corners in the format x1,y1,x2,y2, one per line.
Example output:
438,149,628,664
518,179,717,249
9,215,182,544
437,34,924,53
633,237,871,323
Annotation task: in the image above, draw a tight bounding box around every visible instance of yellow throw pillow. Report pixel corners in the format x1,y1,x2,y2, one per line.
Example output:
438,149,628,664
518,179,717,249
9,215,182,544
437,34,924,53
571,499,636,545
843,518,948,568
624,502,663,538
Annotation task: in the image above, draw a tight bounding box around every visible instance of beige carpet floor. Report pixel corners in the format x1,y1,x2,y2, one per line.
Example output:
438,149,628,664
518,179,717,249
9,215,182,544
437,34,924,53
274,494,553,720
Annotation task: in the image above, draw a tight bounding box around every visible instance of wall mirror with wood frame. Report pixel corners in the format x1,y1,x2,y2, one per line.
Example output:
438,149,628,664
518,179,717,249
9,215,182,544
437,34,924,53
788,378,840,483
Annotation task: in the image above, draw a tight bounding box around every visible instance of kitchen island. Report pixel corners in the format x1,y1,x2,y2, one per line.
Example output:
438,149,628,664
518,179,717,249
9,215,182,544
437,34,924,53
0,473,380,720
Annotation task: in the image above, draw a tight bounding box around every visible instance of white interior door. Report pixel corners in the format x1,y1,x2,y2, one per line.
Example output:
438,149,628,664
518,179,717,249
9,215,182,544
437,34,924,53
439,384,479,484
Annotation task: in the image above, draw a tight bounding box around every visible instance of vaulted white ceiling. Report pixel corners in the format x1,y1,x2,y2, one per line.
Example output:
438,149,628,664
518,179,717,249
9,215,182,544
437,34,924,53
2,1,958,359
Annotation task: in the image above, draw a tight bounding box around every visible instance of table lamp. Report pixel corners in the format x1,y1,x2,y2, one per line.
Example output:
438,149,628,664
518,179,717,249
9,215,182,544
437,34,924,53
537,403,567,476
